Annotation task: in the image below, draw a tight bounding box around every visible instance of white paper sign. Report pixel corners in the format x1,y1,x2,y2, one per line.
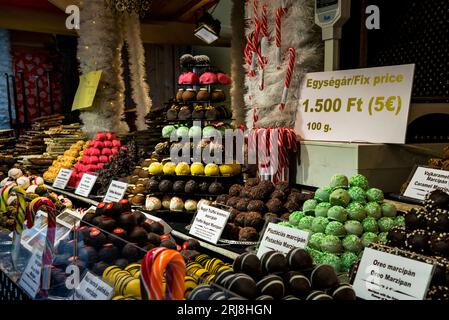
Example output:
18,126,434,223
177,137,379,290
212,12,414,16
52,169,73,190
74,271,114,300
353,248,434,300
75,173,98,197
403,167,449,201
189,205,230,244
257,223,310,258
103,180,128,203
295,64,415,144
18,249,43,298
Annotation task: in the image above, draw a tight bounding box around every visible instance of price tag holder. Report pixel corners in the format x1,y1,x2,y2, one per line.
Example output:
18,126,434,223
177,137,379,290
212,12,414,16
75,173,98,197
353,248,434,300
257,223,310,258
18,249,43,298
189,205,230,244
74,271,114,300
294,64,415,144
103,180,128,203
403,166,449,201
52,169,73,190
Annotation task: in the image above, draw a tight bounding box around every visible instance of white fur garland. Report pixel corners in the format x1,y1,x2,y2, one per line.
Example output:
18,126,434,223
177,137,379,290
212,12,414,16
77,0,129,137
124,12,152,131
244,0,323,129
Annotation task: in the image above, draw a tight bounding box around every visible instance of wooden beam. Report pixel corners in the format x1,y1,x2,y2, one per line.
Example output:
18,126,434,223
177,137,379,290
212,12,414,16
0,5,76,36
178,0,215,22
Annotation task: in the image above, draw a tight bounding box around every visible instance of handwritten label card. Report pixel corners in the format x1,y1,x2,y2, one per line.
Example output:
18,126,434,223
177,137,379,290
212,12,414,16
18,249,43,298
74,271,114,300
52,169,73,190
403,166,449,201
189,205,230,244
103,180,128,203
257,223,310,258
75,173,98,197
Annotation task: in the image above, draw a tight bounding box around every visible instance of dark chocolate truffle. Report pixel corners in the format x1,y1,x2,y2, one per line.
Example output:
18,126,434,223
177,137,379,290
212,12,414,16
244,212,265,231
247,200,266,213
173,180,186,193
430,232,449,257
185,180,198,194
235,212,247,227
229,208,240,222
256,275,285,299
240,186,253,199
239,227,259,242
209,182,224,195
199,182,210,193
111,228,127,248
260,251,288,274
134,211,146,225
236,198,250,211
310,265,339,290
182,238,200,251
227,273,258,299
271,190,286,201
121,243,141,261
99,216,117,232
88,228,107,248
387,227,407,248
226,196,240,208
98,243,119,263
251,186,272,200
258,180,275,194
266,198,283,214
427,209,449,232
129,227,148,245
233,253,261,279
275,182,291,194
223,223,241,240
118,212,137,231
284,271,311,298
147,233,162,246
405,208,426,231
216,194,229,205
159,180,173,193
284,201,301,213
229,184,243,197
286,248,313,271
245,178,260,187
161,240,177,250
406,229,430,254
425,189,449,210
81,212,95,227
95,202,107,216
148,179,160,192
142,221,164,235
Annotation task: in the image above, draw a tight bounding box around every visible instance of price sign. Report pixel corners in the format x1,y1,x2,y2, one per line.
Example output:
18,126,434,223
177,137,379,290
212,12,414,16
189,205,230,244
403,166,449,201
18,249,43,298
103,180,128,203
72,70,102,111
353,248,434,300
295,64,415,144
75,173,98,197
257,223,310,258
52,168,73,190
74,271,114,300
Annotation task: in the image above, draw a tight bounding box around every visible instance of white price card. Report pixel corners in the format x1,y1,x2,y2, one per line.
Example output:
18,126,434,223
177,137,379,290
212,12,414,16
75,173,98,197
353,248,434,300
257,223,310,258
403,166,449,201
52,168,73,190
18,249,43,298
189,205,230,244
103,180,128,203
74,271,114,300
295,64,415,144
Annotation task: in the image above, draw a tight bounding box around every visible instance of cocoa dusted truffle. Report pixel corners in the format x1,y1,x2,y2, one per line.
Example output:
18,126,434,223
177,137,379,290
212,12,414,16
244,212,265,231
199,182,210,193
259,180,275,194
223,223,241,240
226,196,240,208
159,180,173,193
252,186,272,200
173,180,186,193
236,198,250,211
229,184,243,197
284,201,301,213
229,208,240,222
264,213,279,223
216,194,229,205
275,181,291,194
209,182,224,195
270,190,286,201
240,187,253,199
247,200,266,213
147,179,160,192
239,227,259,242
245,178,260,187
185,180,198,194
266,198,283,214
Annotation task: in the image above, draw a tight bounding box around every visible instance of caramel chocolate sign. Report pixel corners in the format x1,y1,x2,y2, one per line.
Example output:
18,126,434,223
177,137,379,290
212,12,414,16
353,248,434,300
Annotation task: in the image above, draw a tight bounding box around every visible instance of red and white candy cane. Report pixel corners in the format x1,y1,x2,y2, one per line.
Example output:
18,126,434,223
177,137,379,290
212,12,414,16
275,7,285,67
141,247,186,300
274,128,297,183
280,48,296,111
260,4,269,58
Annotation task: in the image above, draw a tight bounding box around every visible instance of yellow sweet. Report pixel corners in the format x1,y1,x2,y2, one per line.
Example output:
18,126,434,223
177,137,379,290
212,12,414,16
204,163,219,176
123,279,141,298
175,162,190,176
231,163,241,175
163,162,176,175
219,164,233,176
190,162,205,176
148,162,163,175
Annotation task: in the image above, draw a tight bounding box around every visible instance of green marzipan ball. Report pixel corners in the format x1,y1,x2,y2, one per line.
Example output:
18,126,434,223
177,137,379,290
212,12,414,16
381,203,397,218
341,251,359,272
320,235,343,254
342,235,363,254
344,220,364,236
311,217,330,233
349,174,369,190
314,186,332,203
365,202,382,219
330,174,349,190
315,202,331,218
362,217,379,233
329,189,351,207
327,205,348,223
320,253,342,273
303,199,318,214
308,232,326,250
298,216,315,230
289,211,305,226
325,221,347,237
366,188,384,203
347,202,367,221
378,217,395,232
361,232,378,247
394,215,405,227
348,187,367,203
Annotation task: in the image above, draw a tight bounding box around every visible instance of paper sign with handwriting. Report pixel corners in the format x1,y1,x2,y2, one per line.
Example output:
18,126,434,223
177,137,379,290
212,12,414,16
189,205,230,244
257,223,309,258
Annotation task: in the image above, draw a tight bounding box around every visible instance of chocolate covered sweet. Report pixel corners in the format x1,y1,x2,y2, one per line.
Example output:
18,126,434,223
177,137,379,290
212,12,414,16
173,180,186,193
405,208,427,231
142,221,164,235
227,196,241,208
387,226,407,248
430,232,449,257
284,271,311,298
256,275,285,300
284,201,301,213
227,273,258,299
270,190,286,201
260,251,288,274
406,229,430,254
236,198,250,211
239,227,259,241
247,200,266,213
98,244,119,263
98,216,117,232
245,178,260,187
229,184,243,197
287,248,313,271
208,182,224,195
240,186,253,199
185,180,198,194
121,243,140,261
198,181,210,193
266,198,283,214
223,223,241,240
119,212,137,231
215,194,229,205
425,189,449,210
310,265,339,290
233,253,261,278
159,180,173,193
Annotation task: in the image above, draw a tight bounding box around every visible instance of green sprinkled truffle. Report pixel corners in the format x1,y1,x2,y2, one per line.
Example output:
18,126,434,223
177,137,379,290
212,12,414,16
311,217,330,233
347,202,367,221
330,174,349,190
302,199,318,215
378,232,388,244
341,252,359,272
381,203,397,218
320,253,342,272
366,188,384,203
365,202,382,219
361,232,378,247
349,174,369,190
342,235,363,253
314,186,332,203
329,189,351,207
289,211,305,226
298,216,315,230
362,217,379,233
320,235,343,254
315,202,331,217
348,187,367,203
308,233,326,250
162,125,176,138
327,205,348,223
394,215,405,227
325,221,347,237
344,220,364,236
378,217,395,232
